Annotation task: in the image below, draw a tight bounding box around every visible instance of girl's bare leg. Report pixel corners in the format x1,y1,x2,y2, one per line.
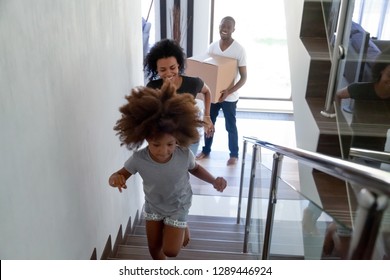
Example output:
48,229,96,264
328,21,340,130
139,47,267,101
162,225,186,258
183,226,190,247
145,220,166,260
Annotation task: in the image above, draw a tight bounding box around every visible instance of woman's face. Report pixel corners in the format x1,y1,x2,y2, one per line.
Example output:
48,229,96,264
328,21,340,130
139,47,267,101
147,133,177,163
156,56,180,83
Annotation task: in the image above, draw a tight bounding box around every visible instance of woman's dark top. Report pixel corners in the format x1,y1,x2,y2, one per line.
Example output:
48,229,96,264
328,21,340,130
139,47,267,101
146,76,204,98
348,82,380,100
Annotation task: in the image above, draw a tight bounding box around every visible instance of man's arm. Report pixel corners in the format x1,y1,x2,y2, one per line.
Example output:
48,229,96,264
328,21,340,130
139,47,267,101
219,65,247,101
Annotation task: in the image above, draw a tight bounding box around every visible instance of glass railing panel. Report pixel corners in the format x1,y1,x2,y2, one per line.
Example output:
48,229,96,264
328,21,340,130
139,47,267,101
239,150,307,258
241,159,335,259
344,180,390,259
375,202,390,259
335,97,390,259
239,135,390,259
269,155,353,259
240,147,334,259
301,199,335,259
240,138,390,259
334,0,390,108
258,145,354,230
239,146,289,256
335,99,390,158
286,163,390,259
246,196,311,259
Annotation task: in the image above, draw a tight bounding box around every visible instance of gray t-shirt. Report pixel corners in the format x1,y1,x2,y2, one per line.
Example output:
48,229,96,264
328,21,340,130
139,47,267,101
124,146,196,216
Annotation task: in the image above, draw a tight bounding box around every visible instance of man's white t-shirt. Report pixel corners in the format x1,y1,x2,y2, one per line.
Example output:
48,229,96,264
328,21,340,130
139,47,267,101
208,40,247,102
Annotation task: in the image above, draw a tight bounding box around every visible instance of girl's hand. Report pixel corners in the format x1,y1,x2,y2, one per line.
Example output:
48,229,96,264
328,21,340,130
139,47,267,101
108,173,127,193
213,177,227,192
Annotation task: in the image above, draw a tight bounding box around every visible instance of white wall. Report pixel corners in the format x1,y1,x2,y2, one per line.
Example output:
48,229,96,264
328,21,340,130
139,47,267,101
0,0,144,259
283,0,319,151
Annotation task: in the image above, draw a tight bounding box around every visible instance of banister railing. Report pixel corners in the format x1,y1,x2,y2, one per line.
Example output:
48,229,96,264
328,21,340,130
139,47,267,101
349,147,390,165
321,0,353,117
238,136,390,259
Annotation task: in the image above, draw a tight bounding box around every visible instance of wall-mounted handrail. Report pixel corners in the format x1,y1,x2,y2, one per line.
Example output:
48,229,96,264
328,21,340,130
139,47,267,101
238,136,390,259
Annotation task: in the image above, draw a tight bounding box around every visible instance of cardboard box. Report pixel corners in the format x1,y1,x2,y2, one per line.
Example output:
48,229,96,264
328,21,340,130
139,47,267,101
186,54,237,103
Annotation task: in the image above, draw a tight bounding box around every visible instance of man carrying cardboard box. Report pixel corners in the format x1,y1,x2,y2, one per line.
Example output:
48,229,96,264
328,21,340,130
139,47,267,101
196,16,247,166
186,54,238,103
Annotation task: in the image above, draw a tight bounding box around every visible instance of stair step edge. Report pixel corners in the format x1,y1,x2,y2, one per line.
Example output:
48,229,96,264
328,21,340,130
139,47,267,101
117,244,258,255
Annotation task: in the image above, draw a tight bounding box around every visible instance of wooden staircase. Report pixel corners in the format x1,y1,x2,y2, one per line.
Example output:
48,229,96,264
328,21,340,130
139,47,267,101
111,214,261,260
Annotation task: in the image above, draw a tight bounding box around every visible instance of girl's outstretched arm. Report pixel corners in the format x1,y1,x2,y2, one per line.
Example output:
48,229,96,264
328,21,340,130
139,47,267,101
108,167,132,193
189,163,227,192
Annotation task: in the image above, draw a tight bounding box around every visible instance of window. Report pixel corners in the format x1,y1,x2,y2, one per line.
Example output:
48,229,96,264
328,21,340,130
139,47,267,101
212,0,292,106
353,0,390,40
142,0,156,56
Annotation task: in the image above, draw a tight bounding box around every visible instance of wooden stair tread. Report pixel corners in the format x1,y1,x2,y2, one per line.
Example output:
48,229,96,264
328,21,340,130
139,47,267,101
125,234,258,253
136,219,246,232
111,214,307,260
116,244,259,260
181,214,243,223
115,214,263,259
132,225,256,242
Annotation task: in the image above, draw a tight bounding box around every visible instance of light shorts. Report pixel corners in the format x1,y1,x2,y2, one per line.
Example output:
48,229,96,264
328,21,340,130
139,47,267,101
144,202,188,229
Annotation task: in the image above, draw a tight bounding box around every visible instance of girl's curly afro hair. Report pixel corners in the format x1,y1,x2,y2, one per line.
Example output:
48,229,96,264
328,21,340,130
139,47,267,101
114,81,203,150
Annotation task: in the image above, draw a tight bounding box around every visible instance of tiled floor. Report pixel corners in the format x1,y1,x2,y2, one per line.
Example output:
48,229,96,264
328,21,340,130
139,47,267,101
190,111,300,216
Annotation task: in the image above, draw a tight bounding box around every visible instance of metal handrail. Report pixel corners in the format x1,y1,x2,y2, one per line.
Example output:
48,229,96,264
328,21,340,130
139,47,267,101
349,147,390,165
321,0,353,117
242,136,390,196
238,136,390,259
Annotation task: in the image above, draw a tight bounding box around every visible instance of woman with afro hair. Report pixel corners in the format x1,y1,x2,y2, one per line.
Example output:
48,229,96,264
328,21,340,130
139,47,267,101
144,38,214,155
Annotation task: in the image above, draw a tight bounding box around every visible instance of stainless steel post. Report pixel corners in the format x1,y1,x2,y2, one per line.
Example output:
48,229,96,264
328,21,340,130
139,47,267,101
321,0,353,117
237,140,248,224
348,188,388,259
243,144,258,253
262,152,283,260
